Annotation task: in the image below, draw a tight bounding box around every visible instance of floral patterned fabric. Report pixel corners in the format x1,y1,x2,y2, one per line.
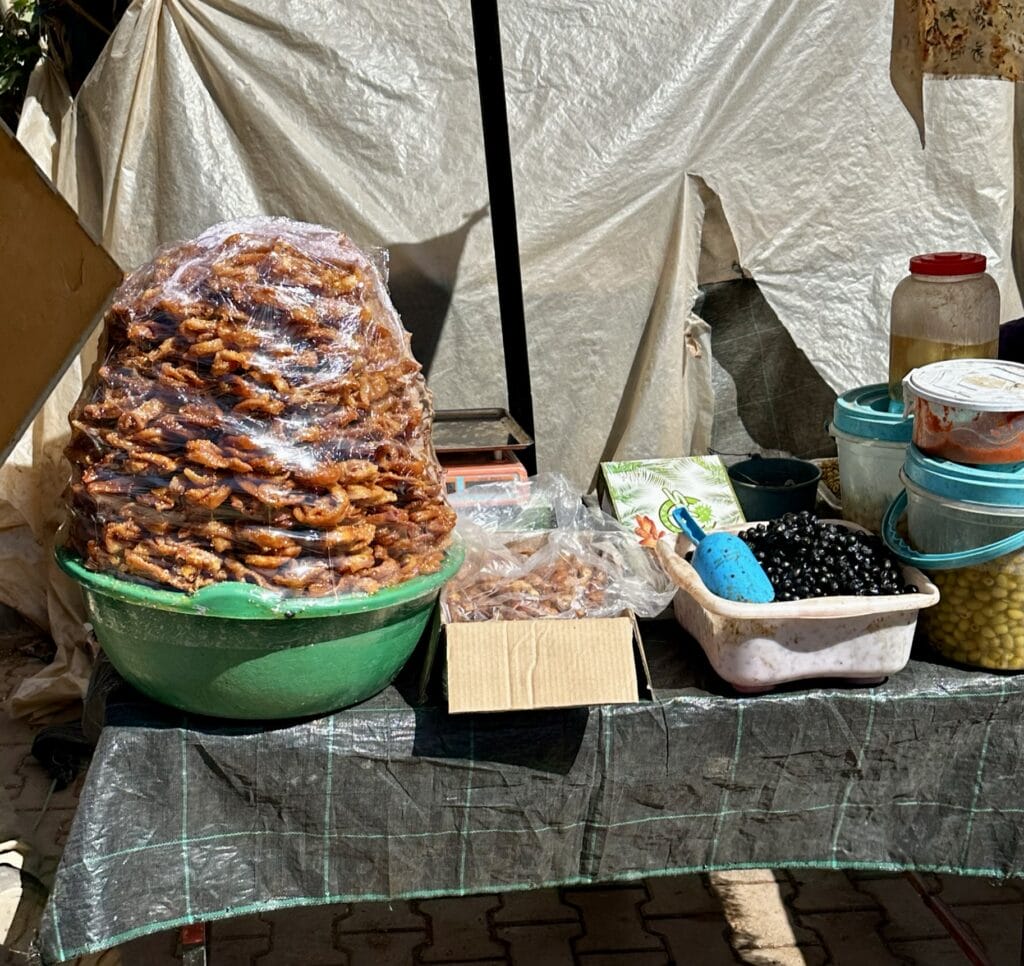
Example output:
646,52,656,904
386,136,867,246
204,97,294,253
891,0,1024,143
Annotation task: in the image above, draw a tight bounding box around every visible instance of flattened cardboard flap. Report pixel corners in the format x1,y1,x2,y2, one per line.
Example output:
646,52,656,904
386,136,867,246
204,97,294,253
0,123,122,464
446,616,639,713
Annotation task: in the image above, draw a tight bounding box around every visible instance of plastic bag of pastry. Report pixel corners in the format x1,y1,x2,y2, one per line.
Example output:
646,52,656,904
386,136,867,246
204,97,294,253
442,474,675,621
63,217,456,597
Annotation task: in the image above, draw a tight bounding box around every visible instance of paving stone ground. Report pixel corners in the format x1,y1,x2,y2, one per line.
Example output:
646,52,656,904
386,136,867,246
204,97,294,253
0,637,1021,966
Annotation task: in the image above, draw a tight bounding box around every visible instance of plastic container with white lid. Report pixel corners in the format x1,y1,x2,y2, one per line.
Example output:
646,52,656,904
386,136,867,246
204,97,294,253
888,251,1000,401
903,358,1024,464
882,446,1024,669
828,383,912,532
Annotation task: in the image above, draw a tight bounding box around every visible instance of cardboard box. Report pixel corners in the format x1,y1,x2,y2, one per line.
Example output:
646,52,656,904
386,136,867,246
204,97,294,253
442,611,653,714
433,491,656,714
0,123,123,463
599,456,745,543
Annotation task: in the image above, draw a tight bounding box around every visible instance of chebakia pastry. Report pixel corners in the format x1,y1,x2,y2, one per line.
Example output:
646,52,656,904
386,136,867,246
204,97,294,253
443,544,610,621
64,218,455,596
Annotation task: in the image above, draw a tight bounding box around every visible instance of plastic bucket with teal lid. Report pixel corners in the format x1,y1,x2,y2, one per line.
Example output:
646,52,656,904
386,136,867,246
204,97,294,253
57,543,465,719
882,445,1024,669
827,383,912,532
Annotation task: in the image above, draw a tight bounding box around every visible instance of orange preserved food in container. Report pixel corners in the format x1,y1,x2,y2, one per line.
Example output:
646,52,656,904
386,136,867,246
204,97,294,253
903,359,1024,464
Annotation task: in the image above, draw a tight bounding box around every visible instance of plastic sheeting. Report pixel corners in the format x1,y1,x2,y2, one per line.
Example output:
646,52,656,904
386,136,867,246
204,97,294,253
0,345,98,723
15,58,71,178
47,0,1024,479
37,630,1024,964
499,2,1022,466
53,0,508,416
887,0,1024,323
8,0,1024,721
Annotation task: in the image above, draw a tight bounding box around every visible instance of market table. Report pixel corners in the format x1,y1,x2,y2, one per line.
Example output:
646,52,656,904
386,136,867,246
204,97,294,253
37,621,1024,964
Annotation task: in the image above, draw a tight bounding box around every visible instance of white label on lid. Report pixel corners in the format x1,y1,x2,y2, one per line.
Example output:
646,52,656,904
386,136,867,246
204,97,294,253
903,359,1024,412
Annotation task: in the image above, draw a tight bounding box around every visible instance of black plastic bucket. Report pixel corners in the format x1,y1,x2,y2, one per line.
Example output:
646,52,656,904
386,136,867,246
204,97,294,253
728,457,821,521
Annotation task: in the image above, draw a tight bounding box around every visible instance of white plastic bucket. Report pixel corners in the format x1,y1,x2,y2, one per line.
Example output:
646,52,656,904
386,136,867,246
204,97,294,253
829,383,912,533
829,425,907,532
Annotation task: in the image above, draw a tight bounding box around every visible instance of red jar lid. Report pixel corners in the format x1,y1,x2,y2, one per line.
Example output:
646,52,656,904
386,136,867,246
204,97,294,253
909,252,987,275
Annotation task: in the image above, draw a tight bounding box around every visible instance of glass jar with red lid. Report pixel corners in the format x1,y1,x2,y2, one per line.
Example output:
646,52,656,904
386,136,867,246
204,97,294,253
887,251,1000,401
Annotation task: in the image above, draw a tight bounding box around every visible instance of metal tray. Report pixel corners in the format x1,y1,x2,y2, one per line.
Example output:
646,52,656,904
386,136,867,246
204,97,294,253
432,408,533,454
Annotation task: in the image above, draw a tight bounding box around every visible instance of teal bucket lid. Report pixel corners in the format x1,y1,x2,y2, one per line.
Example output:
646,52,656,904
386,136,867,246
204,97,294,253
903,444,1024,508
831,383,913,442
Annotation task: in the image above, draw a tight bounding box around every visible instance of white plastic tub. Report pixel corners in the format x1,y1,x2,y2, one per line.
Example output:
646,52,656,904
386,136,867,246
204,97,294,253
904,359,1024,465
656,520,939,693
828,384,912,532
831,426,907,532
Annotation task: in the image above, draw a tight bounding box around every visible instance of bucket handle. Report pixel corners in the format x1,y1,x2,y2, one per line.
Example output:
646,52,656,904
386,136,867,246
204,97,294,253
882,490,1024,570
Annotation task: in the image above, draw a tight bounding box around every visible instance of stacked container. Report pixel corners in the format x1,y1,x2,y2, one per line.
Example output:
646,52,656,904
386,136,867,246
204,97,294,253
903,359,1024,464
828,384,913,532
830,251,999,536
883,360,1024,671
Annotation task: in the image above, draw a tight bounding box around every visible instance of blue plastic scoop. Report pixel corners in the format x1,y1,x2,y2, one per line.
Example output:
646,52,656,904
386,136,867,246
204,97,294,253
671,505,775,604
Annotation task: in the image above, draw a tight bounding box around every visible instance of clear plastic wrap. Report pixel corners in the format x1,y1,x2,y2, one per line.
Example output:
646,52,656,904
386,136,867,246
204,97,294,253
443,474,676,621
63,217,456,597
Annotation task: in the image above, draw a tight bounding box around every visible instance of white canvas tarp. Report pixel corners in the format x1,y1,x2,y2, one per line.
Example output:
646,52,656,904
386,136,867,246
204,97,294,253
45,0,1024,472
7,0,1023,718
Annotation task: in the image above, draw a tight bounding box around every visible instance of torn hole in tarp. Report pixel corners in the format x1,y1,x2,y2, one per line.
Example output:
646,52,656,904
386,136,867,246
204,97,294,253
693,178,837,461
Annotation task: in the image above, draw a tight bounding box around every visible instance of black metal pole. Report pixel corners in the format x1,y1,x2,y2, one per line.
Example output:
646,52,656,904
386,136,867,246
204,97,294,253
470,0,537,475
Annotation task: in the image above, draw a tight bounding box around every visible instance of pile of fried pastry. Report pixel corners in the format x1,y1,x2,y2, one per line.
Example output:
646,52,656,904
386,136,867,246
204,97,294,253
65,219,455,596
443,540,610,621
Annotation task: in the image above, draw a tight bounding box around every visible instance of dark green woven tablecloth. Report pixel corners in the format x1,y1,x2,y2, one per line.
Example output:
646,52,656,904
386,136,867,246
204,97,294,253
37,622,1024,963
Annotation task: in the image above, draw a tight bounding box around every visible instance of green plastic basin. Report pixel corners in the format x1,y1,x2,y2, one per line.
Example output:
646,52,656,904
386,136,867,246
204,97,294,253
56,545,464,720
